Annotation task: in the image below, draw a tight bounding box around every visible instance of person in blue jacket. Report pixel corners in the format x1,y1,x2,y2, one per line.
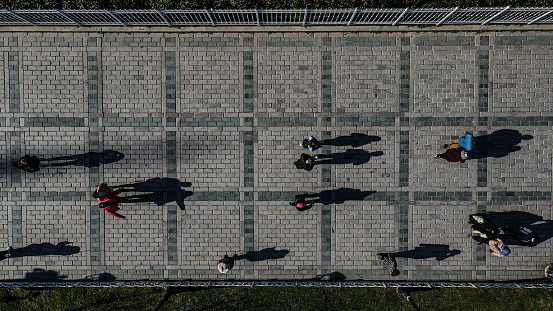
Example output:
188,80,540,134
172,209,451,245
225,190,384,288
444,132,479,151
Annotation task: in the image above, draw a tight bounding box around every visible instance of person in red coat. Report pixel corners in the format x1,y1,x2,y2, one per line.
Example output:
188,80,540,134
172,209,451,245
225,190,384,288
435,148,470,163
94,188,128,203
99,202,126,219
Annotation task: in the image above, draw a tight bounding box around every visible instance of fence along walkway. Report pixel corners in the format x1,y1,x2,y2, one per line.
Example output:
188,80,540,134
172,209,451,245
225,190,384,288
1,280,553,288
1,7,553,27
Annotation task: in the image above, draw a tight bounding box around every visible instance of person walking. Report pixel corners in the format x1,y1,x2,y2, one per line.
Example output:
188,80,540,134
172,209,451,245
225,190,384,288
503,226,540,247
99,202,126,219
294,153,317,171
435,148,470,163
12,155,52,173
93,183,114,202
289,194,314,211
472,236,511,257
301,136,323,152
93,187,128,203
377,253,400,277
218,254,237,274
444,132,479,151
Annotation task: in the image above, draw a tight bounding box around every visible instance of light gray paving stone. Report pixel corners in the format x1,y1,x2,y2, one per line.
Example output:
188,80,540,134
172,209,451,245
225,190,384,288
335,48,399,113
412,48,476,114
22,50,85,114
256,49,319,113
492,47,553,113
0,30,551,281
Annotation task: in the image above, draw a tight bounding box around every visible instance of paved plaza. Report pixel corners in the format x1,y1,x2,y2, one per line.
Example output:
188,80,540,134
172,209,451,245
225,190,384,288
0,28,552,282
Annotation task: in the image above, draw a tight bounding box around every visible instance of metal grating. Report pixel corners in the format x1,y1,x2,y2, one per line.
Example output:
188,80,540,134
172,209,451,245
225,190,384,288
0,280,552,288
1,8,553,27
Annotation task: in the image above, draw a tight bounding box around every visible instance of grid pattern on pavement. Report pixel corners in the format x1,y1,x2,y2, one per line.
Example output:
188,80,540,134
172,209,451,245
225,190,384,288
0,31,551,282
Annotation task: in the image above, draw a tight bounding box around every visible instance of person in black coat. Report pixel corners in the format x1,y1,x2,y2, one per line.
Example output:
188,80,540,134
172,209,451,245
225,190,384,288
289,193,314,211
294,153,316,171
12,155,52,173
469,214,500,238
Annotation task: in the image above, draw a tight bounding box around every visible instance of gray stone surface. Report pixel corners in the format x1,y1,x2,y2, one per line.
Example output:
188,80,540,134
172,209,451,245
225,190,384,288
0,30,552,282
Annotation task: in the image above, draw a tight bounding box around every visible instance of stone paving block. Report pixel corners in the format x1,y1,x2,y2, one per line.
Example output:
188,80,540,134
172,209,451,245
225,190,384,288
257,202,318,271
333,129,395,191
488,127,551,191
257,129,320,190
22,50,85,113
414,36,474,47
492,47,553,113
0,30,553,282
102,50,162,113
104,203,164,267
179,129,241,190
180,50,240,114
410,202,474,273
0,52,4,113
0,133,6,188
22,36,83,47
413,48,475,114
180,202,240,269
257,50,319,113
22,202,88,270
0,205,7,259
101,130,164,184
336,36,396,47
484,201,552,280
334,201,395,271
335,48,398,113
410,127,477,188
22,130,87,190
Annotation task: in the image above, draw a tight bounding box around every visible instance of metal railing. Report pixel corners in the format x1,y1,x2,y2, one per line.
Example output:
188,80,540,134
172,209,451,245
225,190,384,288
1,7,553,27
0,280,552,288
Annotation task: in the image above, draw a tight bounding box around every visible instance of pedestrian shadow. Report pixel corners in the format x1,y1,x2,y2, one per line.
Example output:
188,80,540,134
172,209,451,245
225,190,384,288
473,129,533,159
23,268,67,281
82,272,117,282
50,150,125,168
322,133,381,148
235,247,290,262
394,244,461,261
1,242,80,261
317,150,384,165
300,271,347,281
481,211,543,228
479,211,553,244
115,177,193,210
306,188,376,205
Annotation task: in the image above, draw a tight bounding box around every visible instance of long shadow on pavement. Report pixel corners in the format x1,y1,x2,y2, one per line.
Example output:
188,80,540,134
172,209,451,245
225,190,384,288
322,133,381,148
51,150,125,168
393,244,461,261
472,129,533,159
306,188,376,205
316,150,383,166
115,177,193,210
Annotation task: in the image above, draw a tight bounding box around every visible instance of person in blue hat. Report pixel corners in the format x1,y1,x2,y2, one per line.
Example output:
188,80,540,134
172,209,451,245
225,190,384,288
472,236,511,257
444,132,479,151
